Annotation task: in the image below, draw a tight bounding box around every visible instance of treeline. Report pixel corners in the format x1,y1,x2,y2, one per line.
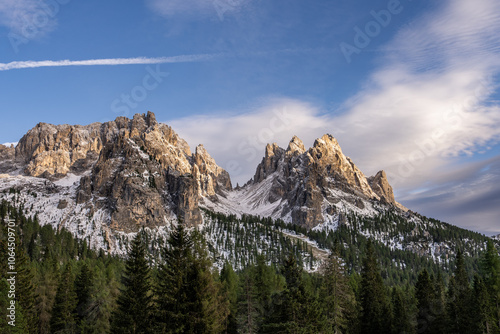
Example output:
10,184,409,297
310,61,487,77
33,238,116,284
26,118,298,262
202,210,318,271
0,200,124,333
100,226,500,333
1,200,500,333
203,210,486,286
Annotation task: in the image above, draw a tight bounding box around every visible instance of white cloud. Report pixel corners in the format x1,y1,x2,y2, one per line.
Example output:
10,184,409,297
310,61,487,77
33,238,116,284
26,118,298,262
400,156,500,235
0,0,59,38
0,54,221,71
146,0,252,20
166,0,500,233
168,98,330,185
330,0,500,190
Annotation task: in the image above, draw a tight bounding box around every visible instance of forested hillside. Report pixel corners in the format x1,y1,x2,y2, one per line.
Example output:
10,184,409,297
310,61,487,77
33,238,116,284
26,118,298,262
1,200,499,333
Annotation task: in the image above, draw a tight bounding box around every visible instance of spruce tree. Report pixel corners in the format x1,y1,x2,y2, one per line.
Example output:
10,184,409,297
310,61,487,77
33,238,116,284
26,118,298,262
264,253,326,333
431,272,446,334
36,252,60,334
74,263,94,331
320,250,356,333
359,240,391,334
237,270,260,334
471,275,491,334
480,240,500,332
220,262,239,334
446,250,473,334
190,231,229,333
415,269,435,333
15,238,38,333
391,287,413,334
253,254,279,326
156,225,229,333
50,263,78,333
156,224,194,333
111,233,154,334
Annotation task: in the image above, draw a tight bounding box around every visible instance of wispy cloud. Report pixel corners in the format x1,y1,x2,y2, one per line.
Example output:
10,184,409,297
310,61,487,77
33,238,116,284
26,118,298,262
169,98,330,185
167,0,500,234
0,54,221,71
146,0,252,19
401,156,500,235
332,0,500,188
0,0,58,37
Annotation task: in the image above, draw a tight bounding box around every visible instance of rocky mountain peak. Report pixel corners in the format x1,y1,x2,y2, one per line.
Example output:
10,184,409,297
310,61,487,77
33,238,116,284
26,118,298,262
237,133,405,228
312,134,341,151
254,143,285,183
7,112,231,232
0,144,16,173
193,144,232,196
265,143,282,158
286,135,305,155
146,110,157,127
367,170,395,204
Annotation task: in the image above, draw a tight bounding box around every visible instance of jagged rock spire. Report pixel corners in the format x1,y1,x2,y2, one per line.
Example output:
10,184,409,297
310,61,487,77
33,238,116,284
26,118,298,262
286,135,305,155
248,133,404,228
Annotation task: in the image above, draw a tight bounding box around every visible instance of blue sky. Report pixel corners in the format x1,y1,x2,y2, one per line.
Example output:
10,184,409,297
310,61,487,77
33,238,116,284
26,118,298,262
1,0,500,235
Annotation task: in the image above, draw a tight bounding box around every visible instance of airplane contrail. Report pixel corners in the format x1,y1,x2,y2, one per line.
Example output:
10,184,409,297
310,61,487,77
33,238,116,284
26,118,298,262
0,54,221,71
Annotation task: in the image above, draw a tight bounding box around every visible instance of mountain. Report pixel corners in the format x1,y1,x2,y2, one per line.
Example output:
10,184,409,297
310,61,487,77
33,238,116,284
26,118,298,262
0,112,232,252
203,134,405,229
0,112,496,265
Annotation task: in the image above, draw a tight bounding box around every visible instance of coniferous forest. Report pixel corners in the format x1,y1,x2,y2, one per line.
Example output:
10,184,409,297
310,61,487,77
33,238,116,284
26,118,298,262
1,199,500,333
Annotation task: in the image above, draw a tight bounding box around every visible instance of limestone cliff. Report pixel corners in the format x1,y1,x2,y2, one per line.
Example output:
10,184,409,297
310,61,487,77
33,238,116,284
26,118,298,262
241,134,404,228
14,112,231,231
367,170,395,204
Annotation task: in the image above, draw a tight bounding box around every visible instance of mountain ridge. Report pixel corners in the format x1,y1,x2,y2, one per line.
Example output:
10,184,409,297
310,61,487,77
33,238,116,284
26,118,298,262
0,111,493,259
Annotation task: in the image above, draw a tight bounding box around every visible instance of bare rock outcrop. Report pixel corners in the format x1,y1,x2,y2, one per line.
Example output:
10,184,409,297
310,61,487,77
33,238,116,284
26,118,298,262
0,144,16,173
247,134,403,228
368,170,395,204
14,112,231,232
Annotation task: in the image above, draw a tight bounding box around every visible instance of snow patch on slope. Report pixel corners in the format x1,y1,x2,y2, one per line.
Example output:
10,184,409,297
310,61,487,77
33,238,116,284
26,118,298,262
202,173,286,220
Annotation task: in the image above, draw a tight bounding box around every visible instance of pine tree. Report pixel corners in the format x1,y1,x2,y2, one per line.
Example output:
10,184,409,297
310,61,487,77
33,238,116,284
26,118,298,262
480,240,500,332
471,275,491,334
320,250,356,333
111,233,154,334
415,269,435,333
391,287,413,334
446,250,473,334
220,261,239,333
15,239,38,333
264,253,326,333
74,263,94,331
359,240,391,334
50,263,78,333
237,270,260,334
156,225,228,333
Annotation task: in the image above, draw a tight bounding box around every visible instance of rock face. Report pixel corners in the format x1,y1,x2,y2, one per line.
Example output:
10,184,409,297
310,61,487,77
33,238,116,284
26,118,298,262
367,170,395,204
16,122,104,177
193,144,232,197
14,112,231,232
2,115,405,233
0,144,16,173
244,134,403,228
